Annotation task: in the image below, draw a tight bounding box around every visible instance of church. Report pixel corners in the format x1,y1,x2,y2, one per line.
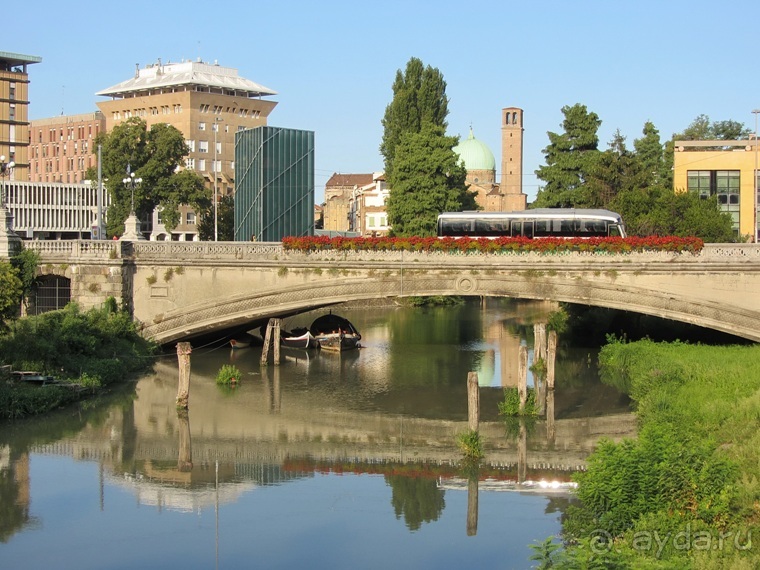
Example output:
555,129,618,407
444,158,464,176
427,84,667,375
452,107,527,212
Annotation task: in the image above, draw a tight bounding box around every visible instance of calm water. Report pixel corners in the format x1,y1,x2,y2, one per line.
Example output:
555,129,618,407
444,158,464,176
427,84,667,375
0,299,634,570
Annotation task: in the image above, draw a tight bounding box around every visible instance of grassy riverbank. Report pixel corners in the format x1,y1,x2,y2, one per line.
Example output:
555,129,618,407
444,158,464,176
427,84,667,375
542,339,760,568
0,302,157,420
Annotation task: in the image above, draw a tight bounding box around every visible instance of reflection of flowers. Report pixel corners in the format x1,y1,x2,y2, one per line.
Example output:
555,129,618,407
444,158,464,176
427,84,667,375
282,236,704,254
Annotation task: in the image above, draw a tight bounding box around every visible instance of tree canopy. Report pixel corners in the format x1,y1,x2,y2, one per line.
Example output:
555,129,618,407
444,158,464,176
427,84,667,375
380,57,449,183
91,118,210,238
533,104,602,208
197,194,235,241
385,125,476,237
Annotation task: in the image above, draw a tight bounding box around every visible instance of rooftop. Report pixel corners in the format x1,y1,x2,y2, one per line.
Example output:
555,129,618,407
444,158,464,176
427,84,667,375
96,59,277,99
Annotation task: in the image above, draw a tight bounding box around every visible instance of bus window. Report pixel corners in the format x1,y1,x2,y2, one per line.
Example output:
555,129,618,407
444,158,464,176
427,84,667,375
440,219,471,236
523,221,534,239
534,219,551,237
511,221,522,237
609,225,622,237
474,218,509,236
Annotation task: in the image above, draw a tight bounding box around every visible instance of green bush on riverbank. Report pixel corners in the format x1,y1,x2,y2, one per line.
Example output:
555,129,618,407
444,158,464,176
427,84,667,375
0,302,157,420
549,339,760,568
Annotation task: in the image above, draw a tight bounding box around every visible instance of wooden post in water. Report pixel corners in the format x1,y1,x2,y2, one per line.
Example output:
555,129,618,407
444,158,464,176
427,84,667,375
176,342,192,409
467,372,479,432
534,323,547,362
518,344,528,413
260,318,282,365
547,330,557,390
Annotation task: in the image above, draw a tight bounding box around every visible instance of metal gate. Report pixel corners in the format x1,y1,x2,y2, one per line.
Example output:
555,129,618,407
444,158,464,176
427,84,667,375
32,275,71,314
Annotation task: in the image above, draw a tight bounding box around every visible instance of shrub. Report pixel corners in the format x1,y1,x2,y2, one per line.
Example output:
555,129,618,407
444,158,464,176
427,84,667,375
216,364,242,386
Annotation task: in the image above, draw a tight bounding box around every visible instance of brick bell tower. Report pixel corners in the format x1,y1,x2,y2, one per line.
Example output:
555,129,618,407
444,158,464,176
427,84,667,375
500,107,527,211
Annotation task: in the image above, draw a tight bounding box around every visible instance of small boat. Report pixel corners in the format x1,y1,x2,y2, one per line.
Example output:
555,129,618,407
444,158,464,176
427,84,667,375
229,332,258,349
280,327,318,350
229,338,251,349
309,313,361,352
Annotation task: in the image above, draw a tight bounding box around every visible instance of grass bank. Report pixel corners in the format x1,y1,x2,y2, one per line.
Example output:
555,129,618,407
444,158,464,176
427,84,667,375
0,302,157,420
540,339,760,569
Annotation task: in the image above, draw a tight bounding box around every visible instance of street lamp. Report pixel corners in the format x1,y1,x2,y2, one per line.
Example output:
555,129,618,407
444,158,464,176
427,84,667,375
122,171,143,215
213,117,223,241
0,155,15,208
753,109,759,243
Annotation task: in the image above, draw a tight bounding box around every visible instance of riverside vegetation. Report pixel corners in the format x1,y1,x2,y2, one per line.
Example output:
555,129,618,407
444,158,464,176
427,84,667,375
0,300,157,420
534,338,760,569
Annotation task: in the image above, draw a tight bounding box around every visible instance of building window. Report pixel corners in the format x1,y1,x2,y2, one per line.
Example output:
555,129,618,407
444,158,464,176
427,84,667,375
186,212,196,225
687,171,712,200
199,141,208,153
716,170,740,206
9,82,15,100
198,122,206,131
198,159,206,171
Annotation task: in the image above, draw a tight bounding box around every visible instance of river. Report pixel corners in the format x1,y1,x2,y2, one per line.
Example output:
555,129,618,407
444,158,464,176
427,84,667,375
0,299,635,570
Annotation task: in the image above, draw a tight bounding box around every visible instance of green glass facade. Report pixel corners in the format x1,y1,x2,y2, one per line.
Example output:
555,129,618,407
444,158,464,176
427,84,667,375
234,126,315,241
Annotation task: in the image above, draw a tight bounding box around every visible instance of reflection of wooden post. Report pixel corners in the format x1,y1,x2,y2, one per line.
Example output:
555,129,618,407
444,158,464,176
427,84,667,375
467,372,479,431
176,342,192,409
177,409,192,472
518,420,527,483
547,330,557,390
272,364,281,413
260,318,282,365
546,389,556,445
534,323,547,362
518,345,528,413
467,478,479,536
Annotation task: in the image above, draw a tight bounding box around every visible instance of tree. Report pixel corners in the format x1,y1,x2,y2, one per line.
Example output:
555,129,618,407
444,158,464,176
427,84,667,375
385,125,476,237
380,57,448,182
94,118,210,238
676,114,751,141
0,261,22,328
633,121,668,188
533,104,602,208
197,194,235,241
611,187,735,242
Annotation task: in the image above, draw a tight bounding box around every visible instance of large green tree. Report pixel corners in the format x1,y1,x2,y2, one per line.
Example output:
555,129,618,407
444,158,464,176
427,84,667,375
533,104,602,208
93,118,210,238
380,57,449,182
0,261,22,329
385,125,476,237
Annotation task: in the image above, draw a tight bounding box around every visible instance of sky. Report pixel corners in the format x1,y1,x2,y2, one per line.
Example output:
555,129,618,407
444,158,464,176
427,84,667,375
6,0,759,203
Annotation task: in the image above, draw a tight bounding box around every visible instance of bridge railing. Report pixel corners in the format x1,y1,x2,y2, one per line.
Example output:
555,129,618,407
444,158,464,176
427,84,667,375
22,239,760,264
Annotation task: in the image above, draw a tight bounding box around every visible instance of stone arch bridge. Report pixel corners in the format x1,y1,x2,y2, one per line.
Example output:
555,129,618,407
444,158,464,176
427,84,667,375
25,240,760,346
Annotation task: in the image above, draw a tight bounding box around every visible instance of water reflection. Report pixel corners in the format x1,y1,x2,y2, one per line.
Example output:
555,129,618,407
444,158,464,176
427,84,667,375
0,299,635,567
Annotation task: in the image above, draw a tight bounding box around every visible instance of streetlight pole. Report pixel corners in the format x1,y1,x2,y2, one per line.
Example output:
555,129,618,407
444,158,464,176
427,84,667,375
0,155,15,209
122,171,142,215
753,109,759,243
214,117,223,241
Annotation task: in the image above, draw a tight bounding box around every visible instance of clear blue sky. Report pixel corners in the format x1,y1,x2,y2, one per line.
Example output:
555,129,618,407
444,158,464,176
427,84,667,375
7,0,759,202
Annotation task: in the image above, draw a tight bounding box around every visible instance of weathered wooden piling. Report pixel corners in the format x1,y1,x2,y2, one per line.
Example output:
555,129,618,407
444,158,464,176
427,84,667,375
260,318,282,365
176,341,192,409
467,371,479,431
547,330,557,390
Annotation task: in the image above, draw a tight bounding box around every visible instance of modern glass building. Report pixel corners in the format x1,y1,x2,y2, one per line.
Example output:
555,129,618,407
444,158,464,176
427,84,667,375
234,126,315,241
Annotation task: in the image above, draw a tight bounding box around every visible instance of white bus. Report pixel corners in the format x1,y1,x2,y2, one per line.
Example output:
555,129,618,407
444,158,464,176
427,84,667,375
436,208,627,239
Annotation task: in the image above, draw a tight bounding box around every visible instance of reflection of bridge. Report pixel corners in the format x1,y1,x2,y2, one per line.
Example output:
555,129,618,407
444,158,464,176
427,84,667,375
27,240,760,344
30,363,637,476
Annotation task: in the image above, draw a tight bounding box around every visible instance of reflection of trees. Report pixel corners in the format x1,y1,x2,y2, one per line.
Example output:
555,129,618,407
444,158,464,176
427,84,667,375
385,475,445,531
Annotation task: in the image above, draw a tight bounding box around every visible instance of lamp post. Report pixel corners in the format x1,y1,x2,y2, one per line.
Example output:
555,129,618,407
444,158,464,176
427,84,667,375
214,117,223,241
0,155,15,208
753,109,759,243
122,171,142,215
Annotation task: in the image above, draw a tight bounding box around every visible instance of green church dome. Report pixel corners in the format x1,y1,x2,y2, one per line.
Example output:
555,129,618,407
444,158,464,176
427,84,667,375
453,128,495,171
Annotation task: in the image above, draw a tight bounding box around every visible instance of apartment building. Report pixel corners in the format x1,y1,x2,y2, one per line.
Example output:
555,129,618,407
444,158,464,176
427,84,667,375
0,51,42,181
96,59,278,199
28,112,105,183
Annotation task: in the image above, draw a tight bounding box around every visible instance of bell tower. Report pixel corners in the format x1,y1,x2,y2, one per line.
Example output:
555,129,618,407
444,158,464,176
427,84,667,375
500,107,527,210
